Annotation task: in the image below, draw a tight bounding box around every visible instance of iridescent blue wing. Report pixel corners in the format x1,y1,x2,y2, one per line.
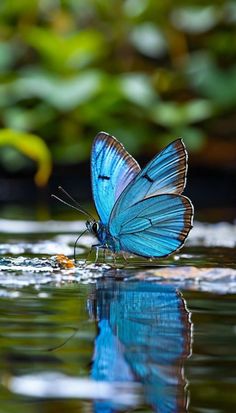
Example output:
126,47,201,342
91,319,134,413
112,139,188,214
91,280,191,412
108,281,191,412
109,194,193,257
91,132,140,224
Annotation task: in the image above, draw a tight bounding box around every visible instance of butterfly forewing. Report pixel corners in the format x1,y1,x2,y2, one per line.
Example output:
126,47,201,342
109,194,193,258
91,132,140,224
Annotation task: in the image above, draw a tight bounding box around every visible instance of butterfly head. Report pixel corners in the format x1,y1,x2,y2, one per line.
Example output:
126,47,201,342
86,220,99,236
86,220,111,248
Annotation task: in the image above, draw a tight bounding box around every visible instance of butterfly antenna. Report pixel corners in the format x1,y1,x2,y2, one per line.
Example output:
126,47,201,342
51,194,85,214
74,229,88,262
58,186,95,221
47,327,79,352
51,194,94,221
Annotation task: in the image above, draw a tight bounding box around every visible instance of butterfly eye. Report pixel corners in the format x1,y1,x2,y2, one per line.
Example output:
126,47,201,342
92,223,99,233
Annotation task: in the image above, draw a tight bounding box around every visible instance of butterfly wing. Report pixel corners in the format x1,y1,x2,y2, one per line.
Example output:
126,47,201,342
109,194,193,257
112,139,188,215
91,132,140,224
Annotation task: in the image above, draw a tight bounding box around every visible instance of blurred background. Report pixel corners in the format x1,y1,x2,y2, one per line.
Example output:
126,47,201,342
0,0,235,222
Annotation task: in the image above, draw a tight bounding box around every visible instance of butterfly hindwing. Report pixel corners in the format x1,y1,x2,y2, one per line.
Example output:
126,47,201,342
91,132,140,224
112,139,188,215
109,194,193,258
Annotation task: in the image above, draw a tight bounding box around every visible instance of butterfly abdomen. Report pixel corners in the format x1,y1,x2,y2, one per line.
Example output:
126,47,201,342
94,222,121,253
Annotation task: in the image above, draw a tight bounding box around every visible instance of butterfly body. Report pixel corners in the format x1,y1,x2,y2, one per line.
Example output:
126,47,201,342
86,220,120,252
87,132,193,259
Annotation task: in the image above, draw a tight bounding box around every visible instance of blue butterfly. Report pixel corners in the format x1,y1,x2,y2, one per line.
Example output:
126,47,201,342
85,131,193,259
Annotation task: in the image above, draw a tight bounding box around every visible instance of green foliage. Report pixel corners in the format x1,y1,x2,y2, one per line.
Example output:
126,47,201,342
187,52,236,108
0,129,52,186
0,0,234,175
25,28,106,72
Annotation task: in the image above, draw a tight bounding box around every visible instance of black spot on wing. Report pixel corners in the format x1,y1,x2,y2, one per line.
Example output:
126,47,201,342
143,173,154,183
98,175,110,180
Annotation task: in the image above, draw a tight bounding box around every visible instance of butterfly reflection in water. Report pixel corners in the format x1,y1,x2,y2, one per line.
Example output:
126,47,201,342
88,280,192,412
54,132,194,259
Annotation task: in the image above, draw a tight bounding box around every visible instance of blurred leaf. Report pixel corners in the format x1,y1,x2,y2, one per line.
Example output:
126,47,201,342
123,0,149,17
187,53,236,108
25,28,106,71
118,73,158,108
0,129,52,186
0,42,16,72
171,6,220,34
52,140,91,163
174,127,205,151
0,0,38,17
157,127,205,152
130,23,167,58
151,100,212,128
2,105,56,131
77,94,123,126
224,1,236,23
184,100,213,122
11,70,104,110
106,123,151,154
208,31,236,58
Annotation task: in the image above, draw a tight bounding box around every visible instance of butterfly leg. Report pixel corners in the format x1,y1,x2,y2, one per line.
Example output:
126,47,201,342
73,229,88,264
111,252,117,268
122,252,128,264
95,246,99,263
85,244,100,265
85,247,93,265
87,243,104,264
103,247,106,263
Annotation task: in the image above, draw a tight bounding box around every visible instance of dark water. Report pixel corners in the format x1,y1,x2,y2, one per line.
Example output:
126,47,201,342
0,218,235,413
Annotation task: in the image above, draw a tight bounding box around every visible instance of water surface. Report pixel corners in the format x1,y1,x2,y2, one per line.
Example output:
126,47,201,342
0,219,235,413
